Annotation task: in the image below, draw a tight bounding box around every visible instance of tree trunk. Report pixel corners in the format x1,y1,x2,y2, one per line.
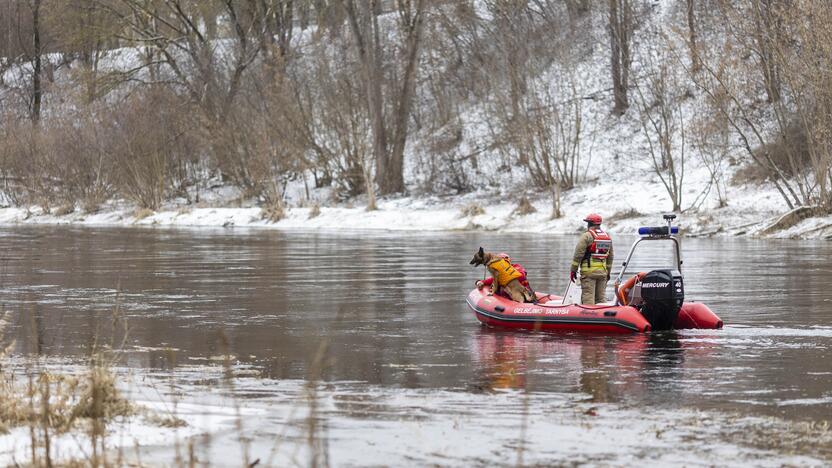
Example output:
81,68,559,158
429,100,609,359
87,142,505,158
345,1,388,195
609,0,630,115
621,0,631,98
363,162,377,211
367,3,390,194
687,0,700,72
31,0,42,123
566,0,591,21
551,179,562,219
385,0,425,195
753,0,781,103
80,0,100,103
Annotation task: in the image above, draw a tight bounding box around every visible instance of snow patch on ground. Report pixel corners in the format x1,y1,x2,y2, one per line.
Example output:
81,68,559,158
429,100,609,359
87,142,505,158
1,363,828,467
0,173,813,238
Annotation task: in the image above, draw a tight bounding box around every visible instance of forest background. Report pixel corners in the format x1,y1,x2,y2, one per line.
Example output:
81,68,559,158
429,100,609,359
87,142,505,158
1,0,831,237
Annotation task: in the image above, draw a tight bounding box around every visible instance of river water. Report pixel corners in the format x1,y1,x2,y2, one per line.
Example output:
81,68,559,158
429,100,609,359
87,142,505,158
1,226,830,466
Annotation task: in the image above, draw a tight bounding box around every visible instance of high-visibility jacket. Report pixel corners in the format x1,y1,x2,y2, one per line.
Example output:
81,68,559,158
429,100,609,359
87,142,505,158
487,257,523,286
571,228,614,277
587,228,612,261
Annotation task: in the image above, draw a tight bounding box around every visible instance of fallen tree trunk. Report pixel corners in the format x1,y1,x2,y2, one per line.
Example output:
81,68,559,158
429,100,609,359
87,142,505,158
759,206,820,235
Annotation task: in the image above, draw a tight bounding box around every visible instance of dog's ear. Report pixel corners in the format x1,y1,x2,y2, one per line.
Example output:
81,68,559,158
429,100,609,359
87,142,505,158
469,246,485,266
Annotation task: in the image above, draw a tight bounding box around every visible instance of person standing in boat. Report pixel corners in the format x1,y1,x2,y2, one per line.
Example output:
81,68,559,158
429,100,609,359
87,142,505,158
570,213,614,304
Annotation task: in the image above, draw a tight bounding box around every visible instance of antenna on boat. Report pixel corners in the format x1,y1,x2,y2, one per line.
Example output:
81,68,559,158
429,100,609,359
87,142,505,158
663,213,676,235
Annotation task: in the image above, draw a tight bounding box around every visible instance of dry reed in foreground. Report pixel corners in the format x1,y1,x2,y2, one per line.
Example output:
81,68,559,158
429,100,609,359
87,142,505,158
0,297,336,467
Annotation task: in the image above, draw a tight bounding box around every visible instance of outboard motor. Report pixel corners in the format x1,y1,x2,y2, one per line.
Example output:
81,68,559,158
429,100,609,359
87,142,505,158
639,269,684,330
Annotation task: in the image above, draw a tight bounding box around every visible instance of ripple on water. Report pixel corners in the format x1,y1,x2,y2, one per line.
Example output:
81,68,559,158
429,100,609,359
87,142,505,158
1,228,832,464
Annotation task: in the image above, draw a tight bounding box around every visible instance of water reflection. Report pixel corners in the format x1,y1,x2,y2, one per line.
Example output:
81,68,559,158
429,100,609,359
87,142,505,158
470,328,532,391
470,328,634,402
0,226,830,422
642,331,685,383
578,337,614,403
470,328,733,408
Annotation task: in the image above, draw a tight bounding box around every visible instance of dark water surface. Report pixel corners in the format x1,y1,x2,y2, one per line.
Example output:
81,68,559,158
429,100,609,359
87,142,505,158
2,226,831,424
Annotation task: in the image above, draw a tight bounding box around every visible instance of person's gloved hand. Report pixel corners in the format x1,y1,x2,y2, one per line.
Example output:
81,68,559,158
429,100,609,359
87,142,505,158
570,271,577,282
606,273,611,281
476,280,485,290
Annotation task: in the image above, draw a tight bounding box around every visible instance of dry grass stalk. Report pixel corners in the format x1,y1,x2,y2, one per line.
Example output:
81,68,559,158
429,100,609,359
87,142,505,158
460,203,485,217
216,330,252,467
82,202,101,215
513,197,537,216
133,208,154,221
0,368,133,433
0,292,140,466
54,204,75,216
261,202,286,223
308,202,321,219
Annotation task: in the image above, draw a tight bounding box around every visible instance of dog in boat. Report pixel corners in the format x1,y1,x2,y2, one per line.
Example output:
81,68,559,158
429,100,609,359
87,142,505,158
469,247,536,303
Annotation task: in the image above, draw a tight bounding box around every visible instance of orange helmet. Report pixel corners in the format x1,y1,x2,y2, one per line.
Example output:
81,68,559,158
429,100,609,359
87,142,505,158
583,213,602,224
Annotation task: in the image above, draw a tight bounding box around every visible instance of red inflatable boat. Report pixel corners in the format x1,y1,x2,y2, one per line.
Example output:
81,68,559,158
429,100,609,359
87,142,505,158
466,287,722,334
467,215,723,334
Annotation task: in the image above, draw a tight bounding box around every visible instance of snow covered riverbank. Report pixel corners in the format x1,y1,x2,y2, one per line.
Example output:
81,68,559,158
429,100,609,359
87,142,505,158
0,177,831,239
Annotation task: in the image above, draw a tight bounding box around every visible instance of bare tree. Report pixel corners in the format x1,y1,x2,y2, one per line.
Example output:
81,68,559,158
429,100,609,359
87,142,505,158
635,55,685,213
689,1,810,210
111,0,265,122
691,108,730,209
751,0,782,103
104,87,194,210
609,0,632,115
342,0,426,196
258,0,295,64
280,38,377,208
691,58,801,209
776,1,832,209
109,0,298,200
0,119,48,209
47,0,116,103
489,72,584,219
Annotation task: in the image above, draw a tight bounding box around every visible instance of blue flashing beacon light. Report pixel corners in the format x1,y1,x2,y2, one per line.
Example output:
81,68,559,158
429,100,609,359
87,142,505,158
638,226,679,236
